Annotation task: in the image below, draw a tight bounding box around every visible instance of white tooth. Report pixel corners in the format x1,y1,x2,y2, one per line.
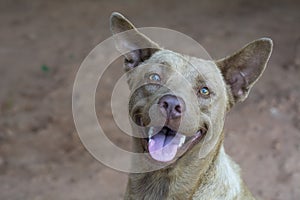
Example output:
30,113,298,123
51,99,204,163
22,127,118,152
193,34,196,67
178,136,186,147
148,127,154,138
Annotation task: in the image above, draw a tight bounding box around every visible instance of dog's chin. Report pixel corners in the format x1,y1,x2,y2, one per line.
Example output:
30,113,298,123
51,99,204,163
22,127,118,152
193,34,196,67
140,125,207,164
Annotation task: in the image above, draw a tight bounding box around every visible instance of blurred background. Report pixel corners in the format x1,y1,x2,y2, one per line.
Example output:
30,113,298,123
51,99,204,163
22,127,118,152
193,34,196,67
1,0,300,199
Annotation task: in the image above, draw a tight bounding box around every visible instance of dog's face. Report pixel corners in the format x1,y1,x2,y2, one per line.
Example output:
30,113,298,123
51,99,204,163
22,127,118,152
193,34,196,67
110,12,272,164
126,51,228,163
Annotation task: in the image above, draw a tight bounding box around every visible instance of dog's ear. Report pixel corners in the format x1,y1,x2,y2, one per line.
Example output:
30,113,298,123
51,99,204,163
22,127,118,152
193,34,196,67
216,38,273,104
110,12,160,71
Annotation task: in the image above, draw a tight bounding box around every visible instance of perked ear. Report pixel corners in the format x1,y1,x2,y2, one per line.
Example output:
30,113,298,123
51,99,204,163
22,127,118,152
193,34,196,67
110,12,160,71
216,38,273,104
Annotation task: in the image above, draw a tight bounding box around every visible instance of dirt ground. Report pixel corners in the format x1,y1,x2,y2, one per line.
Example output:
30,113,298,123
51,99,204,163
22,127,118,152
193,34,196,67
1,0,300,199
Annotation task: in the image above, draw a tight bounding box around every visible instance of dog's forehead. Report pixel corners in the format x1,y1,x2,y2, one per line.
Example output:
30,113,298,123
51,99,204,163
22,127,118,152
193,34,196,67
147,50,224,84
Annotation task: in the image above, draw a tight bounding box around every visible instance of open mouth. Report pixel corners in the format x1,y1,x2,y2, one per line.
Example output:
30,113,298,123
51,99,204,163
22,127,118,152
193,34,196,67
141,126,207,163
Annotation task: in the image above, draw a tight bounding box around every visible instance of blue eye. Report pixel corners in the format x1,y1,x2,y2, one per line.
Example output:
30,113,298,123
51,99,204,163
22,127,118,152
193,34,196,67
199,87,210,96
149,73,161,81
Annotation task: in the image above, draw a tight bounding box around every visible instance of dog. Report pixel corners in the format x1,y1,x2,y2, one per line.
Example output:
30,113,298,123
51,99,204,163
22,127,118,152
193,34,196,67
110,12,273,200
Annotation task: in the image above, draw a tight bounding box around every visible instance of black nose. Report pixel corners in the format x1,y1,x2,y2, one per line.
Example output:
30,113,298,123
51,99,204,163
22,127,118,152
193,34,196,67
158,95,185,119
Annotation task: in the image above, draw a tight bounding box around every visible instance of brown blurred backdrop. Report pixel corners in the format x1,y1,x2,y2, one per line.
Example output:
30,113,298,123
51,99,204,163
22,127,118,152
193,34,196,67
0,0,300,199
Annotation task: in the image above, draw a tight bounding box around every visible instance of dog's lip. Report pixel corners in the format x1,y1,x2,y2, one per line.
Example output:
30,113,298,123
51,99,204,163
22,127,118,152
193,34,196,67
140,125,207,162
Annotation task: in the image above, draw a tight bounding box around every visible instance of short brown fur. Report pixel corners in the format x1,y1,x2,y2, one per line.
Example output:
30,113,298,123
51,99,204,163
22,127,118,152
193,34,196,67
110,12,273,200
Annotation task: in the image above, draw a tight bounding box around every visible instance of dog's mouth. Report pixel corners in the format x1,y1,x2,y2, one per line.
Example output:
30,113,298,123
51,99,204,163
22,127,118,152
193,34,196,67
140,125,207,163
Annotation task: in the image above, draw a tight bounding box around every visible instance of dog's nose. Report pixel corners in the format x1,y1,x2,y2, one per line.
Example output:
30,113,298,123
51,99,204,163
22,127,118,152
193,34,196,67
158,95,185,119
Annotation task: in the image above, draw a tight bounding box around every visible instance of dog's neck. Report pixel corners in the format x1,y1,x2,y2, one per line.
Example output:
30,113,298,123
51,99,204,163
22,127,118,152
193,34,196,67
125,133,243,200
191,146,243,199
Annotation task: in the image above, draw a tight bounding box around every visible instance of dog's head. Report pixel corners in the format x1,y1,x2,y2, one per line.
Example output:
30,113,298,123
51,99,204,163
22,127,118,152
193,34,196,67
110,12,272,164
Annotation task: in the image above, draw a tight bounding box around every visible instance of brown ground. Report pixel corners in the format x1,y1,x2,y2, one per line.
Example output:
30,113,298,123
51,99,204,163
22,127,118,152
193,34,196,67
1,0,300,199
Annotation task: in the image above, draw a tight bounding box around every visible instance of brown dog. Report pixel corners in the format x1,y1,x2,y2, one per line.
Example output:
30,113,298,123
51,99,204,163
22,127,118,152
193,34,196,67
110,12,272,200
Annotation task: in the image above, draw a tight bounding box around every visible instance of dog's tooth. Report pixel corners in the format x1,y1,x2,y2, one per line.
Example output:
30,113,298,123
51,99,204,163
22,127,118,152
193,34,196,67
148,127,154,138
178,136,186,147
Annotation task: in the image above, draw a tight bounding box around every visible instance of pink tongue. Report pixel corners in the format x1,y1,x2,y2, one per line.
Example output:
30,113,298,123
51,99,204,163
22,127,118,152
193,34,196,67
148,133,180,162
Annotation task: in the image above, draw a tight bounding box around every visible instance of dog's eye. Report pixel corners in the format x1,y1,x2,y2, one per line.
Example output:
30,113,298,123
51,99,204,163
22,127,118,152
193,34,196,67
199,87,210,96
149,73,161,81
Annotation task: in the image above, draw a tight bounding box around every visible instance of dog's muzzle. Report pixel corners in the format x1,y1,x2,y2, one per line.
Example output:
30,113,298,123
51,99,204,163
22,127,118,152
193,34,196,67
132,94,207,163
